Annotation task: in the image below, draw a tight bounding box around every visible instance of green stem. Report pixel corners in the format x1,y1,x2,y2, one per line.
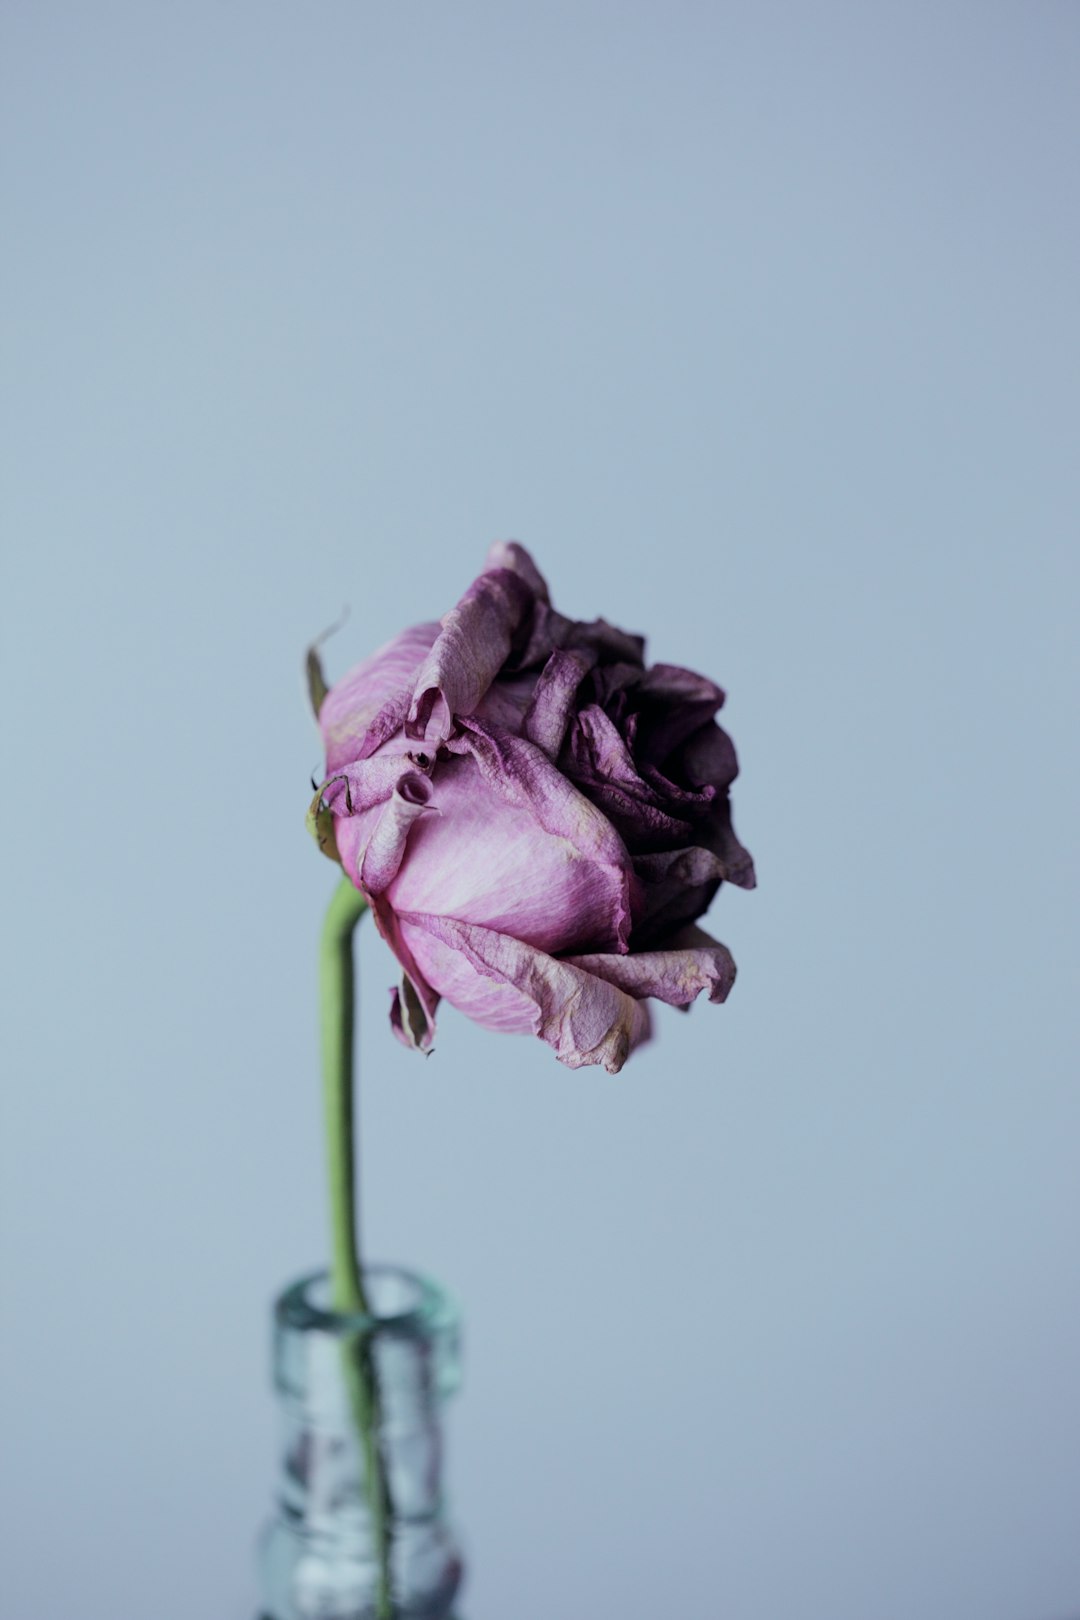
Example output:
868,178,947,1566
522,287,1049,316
320,877,394,1620
320,877,370,1312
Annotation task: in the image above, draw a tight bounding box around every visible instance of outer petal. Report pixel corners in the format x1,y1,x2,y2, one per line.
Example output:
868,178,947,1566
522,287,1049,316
320,621,440,773
701,799,757,890
632,846,727,940
368,895,440,1053
357,772,435,896
406,567,535,746
397,913,652,1074
484,540,551,603
443,719,637,947
349,746,634,956
679,720,740,792
564,924,736,1007
318,752,426,818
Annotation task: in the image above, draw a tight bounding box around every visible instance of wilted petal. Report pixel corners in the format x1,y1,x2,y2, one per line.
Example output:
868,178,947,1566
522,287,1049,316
584,784,695,852
446,719,636,944
511,602,646,673
473,671,536,732
321,622,440,773
407,568,535,746
398,913,652,1073
632,846,727,940
354,692,411,762
570,703,639,786
485,540,551,603
357,772,436,896
679,720,740,792
558,613,646,667
638,761,715,811
523,649,592,758
640,663,725,708
565,924,736,1007
389,978,437,1052
381,742,634,954
589,661,647,710
565,705,697,852
318,752,425,818
633,664,726,763
368,895,439,1053
702,798,757,890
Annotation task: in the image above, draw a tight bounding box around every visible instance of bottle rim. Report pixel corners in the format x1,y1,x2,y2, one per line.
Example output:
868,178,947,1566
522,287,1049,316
275,1263,456,1342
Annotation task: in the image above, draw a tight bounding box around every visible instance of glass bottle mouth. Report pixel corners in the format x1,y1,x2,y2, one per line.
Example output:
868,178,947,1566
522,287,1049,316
276,1264,456,1343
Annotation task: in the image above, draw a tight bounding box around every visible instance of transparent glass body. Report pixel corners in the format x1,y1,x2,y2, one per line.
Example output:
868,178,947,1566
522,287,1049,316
257,1266,464,1620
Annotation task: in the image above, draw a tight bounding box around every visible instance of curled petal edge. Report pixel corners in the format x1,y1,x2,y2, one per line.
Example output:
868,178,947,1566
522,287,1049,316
406,567,536,746
357,773,436,896
397,912,652,1074
369,895,440,1054
564,924,736,1008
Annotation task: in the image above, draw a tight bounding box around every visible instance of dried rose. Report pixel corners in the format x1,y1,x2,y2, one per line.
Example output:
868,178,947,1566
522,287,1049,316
309,543,754,1073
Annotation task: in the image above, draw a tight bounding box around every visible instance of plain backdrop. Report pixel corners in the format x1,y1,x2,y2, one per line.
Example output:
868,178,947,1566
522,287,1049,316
2,5,1079,1619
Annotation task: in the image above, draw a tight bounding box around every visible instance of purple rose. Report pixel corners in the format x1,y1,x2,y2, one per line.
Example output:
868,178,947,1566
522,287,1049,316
310,543,754,1073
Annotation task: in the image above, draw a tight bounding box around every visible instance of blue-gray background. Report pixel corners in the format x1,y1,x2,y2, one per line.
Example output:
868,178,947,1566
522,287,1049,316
2,5,1078,1618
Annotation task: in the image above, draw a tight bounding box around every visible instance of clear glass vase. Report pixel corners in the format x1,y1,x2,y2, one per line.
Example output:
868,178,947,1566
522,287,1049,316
257,1265,464,1620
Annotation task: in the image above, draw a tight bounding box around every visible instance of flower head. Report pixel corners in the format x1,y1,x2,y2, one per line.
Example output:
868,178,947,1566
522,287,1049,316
309,544,754,1073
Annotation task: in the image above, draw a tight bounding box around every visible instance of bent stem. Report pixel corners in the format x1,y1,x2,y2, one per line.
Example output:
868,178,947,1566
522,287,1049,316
320,877,395,1620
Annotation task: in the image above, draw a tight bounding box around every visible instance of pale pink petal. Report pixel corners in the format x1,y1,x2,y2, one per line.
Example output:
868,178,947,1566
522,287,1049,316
353,691,411,762
565,924,736,1007
442,719,637,946
320,622,440,773
317,752,424,818
398,914,653,1073
382,747,633,955
357,773,436,896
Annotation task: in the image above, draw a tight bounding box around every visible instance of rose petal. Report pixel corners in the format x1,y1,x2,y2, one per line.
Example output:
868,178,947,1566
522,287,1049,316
632,664,726,764
357,772,436,896
445,718,637,947
702,798,757,890
473,671,537,732
318,752,425,818
582,783,696,852
511,601,647,673
484,540,551,603
321,621,440,773
565,924,736,1007
351,743,634,955
565,705,698,852
522,649,593,759
406,568,535,746
640,663,725,708
679,721,740,792
569,703,640,788
589,661,647,710
398,913,653,1073
632,846,728,940
368,894,440,1053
